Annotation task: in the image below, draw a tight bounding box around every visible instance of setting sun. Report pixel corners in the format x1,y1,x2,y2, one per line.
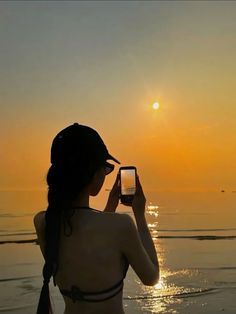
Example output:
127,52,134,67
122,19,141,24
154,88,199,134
152,102,160,110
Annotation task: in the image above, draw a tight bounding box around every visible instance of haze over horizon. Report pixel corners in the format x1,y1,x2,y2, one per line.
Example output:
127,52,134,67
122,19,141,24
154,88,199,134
1,1,236,192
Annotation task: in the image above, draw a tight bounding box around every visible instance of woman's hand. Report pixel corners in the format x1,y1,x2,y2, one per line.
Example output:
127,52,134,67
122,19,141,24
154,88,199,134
104,174,120,212
132,175,146,217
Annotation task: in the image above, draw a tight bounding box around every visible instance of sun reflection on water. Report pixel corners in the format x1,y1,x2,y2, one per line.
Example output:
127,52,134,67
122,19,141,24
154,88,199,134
147,203,159,218
154,276,165,290
140,268,185,313
140,207,187,313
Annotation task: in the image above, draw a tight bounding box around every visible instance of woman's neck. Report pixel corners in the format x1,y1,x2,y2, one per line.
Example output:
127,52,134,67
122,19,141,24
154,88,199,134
71,190,90,208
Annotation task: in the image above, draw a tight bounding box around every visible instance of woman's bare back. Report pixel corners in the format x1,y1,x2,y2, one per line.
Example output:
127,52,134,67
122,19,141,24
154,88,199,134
35,208,129,314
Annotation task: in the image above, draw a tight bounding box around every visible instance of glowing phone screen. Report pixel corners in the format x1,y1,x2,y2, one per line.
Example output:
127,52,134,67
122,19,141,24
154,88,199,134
121,169,136,195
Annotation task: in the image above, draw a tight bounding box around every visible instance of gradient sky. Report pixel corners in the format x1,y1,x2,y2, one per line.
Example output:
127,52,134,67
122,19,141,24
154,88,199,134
1,1,236,192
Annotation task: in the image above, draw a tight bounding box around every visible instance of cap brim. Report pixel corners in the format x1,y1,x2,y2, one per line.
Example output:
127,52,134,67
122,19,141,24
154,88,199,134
107,153,120,164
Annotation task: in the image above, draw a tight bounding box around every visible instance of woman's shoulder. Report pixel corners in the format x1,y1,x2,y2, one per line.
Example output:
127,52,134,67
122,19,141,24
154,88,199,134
100,211,133,230
33,210,46,231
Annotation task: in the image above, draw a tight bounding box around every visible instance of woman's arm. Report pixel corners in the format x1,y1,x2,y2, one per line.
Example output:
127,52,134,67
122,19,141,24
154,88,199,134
120,176,159,285
134,212,158,268
120,214,159,285
132,176,158,267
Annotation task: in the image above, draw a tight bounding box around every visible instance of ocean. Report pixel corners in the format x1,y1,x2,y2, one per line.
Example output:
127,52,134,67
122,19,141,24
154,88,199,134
0,190,236,313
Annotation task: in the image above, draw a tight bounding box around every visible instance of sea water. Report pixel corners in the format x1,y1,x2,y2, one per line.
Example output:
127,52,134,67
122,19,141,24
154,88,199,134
0,190,236,313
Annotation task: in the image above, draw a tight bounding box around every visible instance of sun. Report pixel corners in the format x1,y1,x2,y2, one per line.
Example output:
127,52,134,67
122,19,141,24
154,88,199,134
152,102,160,110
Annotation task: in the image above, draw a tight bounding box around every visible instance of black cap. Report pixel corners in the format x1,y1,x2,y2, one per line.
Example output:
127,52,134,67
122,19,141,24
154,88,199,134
50,123,120,167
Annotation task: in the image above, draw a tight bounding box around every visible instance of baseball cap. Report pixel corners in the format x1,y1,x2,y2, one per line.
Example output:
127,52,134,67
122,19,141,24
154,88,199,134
50,123,120,167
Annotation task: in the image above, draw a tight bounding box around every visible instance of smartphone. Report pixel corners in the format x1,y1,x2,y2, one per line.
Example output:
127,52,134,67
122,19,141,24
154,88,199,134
119,166,137,206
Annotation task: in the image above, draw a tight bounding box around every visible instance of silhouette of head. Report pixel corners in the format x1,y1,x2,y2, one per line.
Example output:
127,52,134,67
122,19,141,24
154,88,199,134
49,122,120,196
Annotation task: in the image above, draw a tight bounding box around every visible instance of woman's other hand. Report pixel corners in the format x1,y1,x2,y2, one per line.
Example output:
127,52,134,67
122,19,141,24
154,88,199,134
104,174,120,212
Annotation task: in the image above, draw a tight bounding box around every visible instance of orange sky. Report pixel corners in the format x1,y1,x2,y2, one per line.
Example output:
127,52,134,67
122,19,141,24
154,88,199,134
1,2,236,192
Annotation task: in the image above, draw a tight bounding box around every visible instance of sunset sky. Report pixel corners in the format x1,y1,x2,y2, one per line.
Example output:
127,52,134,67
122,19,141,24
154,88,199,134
1,1,236,192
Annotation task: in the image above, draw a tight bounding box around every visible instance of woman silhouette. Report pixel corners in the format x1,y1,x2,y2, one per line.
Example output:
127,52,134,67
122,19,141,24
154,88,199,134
34,123,159,314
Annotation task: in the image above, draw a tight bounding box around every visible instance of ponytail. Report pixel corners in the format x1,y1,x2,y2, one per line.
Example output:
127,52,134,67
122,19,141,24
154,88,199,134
36,163,94,313
37,263,52,314
36,198,61,314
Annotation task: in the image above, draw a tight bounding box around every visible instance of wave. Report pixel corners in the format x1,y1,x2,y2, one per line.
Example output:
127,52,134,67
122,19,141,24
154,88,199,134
0,232,36,237
124,287,218,300
0,239,37,245
158,228,236,232
5,228,236,236
0,289,217,312
0,275,39,283
155,235,236,240
1,234,236,244
192,266,236,270
0,213,33,218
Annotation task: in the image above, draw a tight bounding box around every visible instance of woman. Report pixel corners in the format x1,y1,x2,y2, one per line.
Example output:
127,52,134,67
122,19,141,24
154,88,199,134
34,123,159,314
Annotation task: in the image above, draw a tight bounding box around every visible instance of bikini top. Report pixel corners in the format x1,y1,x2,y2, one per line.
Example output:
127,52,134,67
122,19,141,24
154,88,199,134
59,206,129,303
60,278,125,303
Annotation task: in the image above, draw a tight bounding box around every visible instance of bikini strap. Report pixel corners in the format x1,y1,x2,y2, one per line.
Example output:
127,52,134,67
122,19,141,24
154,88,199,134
60,278,124,303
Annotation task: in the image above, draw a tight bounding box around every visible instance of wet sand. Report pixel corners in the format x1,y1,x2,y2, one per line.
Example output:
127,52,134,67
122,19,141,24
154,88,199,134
1,237,236,314
1,191,236,313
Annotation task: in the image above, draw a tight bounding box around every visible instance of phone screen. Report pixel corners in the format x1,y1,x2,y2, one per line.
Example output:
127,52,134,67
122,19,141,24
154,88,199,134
120,169,136,195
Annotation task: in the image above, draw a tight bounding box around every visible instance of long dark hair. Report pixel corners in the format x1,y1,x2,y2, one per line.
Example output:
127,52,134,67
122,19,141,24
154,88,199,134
36,160,96,314
36,123,119,313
